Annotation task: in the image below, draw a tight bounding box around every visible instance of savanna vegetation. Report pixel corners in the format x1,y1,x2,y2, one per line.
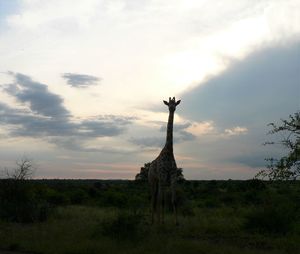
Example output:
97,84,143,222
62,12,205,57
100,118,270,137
0,178,299,254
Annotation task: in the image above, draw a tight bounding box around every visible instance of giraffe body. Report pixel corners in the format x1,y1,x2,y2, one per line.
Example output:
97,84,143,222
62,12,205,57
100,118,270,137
148,97,180,225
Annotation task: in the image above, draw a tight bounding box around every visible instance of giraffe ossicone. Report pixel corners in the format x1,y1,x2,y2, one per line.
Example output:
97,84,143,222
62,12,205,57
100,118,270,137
148,96,181,225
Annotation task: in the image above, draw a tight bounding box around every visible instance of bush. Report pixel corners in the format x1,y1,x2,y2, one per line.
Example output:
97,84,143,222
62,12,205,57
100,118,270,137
0,179,52,222
69,189,89,204
180,201,195,217
101,212,144,240
245,179,266,190
102,190,128,208
244,197,297,234
127,194,147,214
204,198,221,208
46,189,70,205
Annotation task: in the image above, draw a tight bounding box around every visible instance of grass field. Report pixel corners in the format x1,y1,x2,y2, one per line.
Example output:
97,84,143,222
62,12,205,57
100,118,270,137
0,180,299,254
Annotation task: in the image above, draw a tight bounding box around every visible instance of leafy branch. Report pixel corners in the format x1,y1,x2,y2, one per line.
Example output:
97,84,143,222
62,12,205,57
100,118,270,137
256,112,300,180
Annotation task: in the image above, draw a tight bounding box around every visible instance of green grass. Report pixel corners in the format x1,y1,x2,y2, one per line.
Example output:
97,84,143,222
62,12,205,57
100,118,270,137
0,205,299,254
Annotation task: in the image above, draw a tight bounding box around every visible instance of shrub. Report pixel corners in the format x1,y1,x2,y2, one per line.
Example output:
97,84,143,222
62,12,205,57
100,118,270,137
245,179,266,190
102,190,128,208
46,189,70,205
127,194,147,214
180,201,195,217
204,198,221,208
0,179,52,222
69,189,89,204
244,197,297,234
101,212,144,240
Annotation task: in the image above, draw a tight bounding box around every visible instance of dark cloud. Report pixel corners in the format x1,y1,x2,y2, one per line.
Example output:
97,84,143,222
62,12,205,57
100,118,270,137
178,42,300,168
7,116,70,139
95,115,137,125
160,122,196,143
160,122,192,132
49,136,135,154
5,73,70,118
129,136,164,148
80,116,134,137
130,122,196,148
62,73,101,88
229,154,267,168
176,130,196,142
0,73,134,152
180,42,300,128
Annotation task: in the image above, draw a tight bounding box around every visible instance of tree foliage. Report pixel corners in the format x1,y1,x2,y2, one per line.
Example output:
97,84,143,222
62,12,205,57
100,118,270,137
256,112,300,180
135,162,185,181
135,163,150,181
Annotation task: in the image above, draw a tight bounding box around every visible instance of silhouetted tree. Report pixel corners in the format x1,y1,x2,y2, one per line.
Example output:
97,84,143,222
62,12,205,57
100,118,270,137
135,163,151,181
256,112,300,180
0,157,52,222
135,162,185,181
3,157,35,180
176,167,185,182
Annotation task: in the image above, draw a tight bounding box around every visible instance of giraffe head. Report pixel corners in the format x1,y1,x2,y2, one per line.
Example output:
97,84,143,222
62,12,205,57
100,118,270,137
163,97,181,112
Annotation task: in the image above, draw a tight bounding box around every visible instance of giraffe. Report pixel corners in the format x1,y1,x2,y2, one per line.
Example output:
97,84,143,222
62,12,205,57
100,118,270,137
148,96,181,225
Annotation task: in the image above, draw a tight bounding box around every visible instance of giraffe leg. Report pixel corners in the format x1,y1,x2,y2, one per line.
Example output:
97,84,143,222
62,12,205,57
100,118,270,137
171,178,178,226
173,195,178,226
157,184,164,224
161,187,166,224
158,185,167,224
150,181,158,224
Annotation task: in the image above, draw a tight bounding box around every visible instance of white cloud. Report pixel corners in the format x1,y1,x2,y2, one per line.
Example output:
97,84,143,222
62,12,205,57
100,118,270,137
2,0,299,109
265,0,300,42
6,0,99,29
186,121,215,136
224,126,248,136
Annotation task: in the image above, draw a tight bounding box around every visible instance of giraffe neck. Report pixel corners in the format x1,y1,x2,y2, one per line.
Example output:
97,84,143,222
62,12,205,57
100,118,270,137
165,109,174,151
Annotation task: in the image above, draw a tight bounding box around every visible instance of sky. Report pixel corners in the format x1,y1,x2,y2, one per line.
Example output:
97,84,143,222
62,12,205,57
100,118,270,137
0,0,299,179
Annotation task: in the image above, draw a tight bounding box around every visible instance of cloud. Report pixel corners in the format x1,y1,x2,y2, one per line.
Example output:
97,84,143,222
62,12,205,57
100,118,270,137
230,154,267,168
0,101,130,140
185,121,215,136
160,122,196,141
129,136,164,148
4,72,70,118
177,42,300,172
0,73,134,152
160,122,192,132
224,126,248,136
79,115,135,137
176,130,196,142
62,73,101,88
48,136,135,154
130,121,196,148
0,101,73,136
180,42,300,129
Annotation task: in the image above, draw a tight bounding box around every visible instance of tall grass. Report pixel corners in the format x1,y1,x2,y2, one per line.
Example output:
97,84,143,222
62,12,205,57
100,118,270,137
0,180,299,253
0,205,299,254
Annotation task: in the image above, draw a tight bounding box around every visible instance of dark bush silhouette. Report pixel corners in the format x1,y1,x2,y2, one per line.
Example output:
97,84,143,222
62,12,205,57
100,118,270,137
244,195,297,234
135,162,185,181
101,212,144,240
46,189,70,205
0,158,54,223
0,179,52,222
69,189,89,204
